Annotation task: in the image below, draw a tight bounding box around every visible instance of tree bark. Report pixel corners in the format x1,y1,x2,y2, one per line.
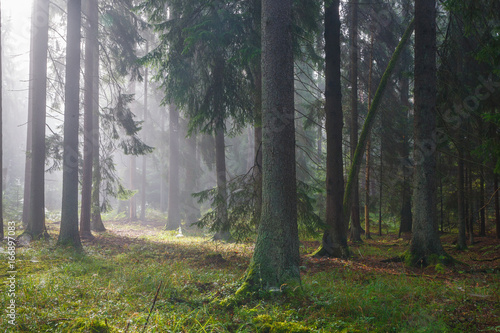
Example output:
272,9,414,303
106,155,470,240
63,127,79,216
364,31,374,241
26,0,50,239
22,0,36,229
91,24,105,232
166,103,180,230
140,49,148,221
314,0,348,258
467,159,474,244
128,81,137,221
364,140,371,240
213,126,230,241
0,1,3,240
238,0,300,292
398,10,413,237
379,143,383,236
480,165,486,236
457,148,467,249
408,0,448,266
342,20,415,236
250,0,262,227
495,173,500,239
184,131,199,224
129,155,137,220
79,0,97,240
160,110,166,212
349,0,362,243
58,0,83,249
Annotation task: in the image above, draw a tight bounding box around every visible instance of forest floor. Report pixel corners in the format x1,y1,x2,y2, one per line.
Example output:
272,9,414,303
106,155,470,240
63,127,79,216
1,218,499,332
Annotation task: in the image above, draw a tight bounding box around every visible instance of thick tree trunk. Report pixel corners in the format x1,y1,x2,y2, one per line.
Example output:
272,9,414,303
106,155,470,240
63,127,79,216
239,0,300,292
166,103,180,230
398,16,412,238
349,0,362,243
251,0,262,227
79,0,97,240
408,0,448,266
253,124,262,225
58,0,82,249
213,127,230,241
457,149,467,249
90,30,105,232
314,0,348,258
26,0,50,239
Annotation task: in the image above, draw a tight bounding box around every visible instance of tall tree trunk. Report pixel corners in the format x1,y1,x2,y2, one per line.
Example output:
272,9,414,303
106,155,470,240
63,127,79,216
128,80,137,221
480,165,486,236
166,103,180,230
129,155,137,220
254,124,262,226
184,132,199,224
465,165,470,238
378,143,383,236
22,0,36,229
140,48,148,221
160,110,166,212
239,0,300,291
398,6,413,237
251,0,262,227
364,140,371,240
0,1,3,240
213,126,230,241
408,0,448,266
495,173,500,239
91,27,105,232
314,0,348,258
26,0,50,239
364,31,374,241
457,148,467,249
342,20,415,237
79,0,97,240
467,158,474,244
349,0,362,242
58,0,82,249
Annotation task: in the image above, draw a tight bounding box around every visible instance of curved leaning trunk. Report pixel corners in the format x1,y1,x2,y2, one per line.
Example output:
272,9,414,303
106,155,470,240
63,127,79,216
342,20,415,236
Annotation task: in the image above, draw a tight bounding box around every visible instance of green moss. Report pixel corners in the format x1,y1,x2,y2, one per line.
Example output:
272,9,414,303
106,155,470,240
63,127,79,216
253,315,311,333
402,250,454,267
69,318,114,333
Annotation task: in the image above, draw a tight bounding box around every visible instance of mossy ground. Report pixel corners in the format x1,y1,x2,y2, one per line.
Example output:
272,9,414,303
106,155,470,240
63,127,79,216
1,219,499,332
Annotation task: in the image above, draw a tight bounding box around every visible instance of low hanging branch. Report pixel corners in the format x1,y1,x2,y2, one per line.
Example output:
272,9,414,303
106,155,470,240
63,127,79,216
343,19,415,227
